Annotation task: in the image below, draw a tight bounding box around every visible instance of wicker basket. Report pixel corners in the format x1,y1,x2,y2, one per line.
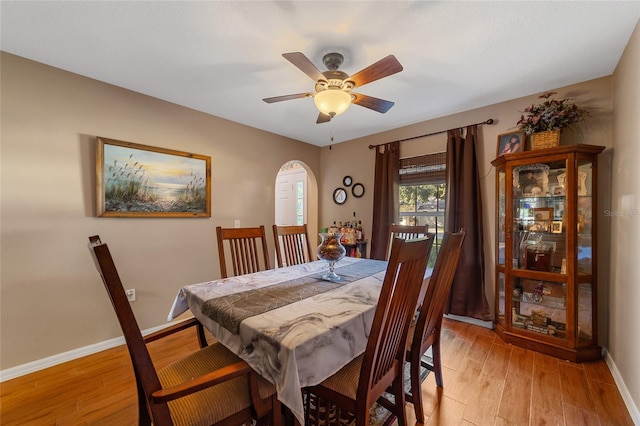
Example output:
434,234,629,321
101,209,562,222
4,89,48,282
531,129,560,150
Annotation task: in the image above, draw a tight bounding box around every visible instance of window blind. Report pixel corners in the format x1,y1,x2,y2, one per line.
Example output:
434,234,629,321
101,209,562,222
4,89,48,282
399,152,446,185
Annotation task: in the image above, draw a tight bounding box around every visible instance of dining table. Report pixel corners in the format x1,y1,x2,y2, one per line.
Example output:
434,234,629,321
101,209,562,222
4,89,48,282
167,256,425,424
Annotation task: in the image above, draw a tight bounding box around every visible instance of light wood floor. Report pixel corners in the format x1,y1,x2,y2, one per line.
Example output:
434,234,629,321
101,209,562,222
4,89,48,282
1,318,633,425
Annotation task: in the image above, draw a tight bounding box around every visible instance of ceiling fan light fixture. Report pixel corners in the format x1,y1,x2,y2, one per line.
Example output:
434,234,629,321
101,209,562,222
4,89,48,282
313,89,352,117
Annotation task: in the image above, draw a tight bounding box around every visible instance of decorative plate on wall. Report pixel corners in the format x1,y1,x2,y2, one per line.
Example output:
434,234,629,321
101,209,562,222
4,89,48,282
333,187,347,205
352,183,365,198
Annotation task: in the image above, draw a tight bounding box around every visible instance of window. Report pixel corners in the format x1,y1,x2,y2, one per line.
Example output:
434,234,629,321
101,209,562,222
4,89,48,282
399,152,446,266
295,180,304,225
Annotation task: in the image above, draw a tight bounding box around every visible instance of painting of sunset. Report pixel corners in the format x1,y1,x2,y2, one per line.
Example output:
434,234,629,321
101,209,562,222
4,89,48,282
97,138,210,217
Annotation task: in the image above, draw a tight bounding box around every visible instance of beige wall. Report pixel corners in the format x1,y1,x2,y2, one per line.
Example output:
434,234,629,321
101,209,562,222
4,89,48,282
611,20,640,414
0,53,321,369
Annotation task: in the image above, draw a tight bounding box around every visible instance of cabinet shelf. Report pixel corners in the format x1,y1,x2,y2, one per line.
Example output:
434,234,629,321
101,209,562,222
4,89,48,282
492,144,604,362
513,195,566,201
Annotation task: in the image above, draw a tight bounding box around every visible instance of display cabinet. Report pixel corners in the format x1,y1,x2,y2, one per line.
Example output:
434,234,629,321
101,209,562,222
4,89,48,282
492,144,604,362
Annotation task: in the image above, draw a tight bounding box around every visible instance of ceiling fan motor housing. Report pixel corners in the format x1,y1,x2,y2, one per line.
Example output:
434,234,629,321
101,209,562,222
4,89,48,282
315,70,354,93
322,52,344,71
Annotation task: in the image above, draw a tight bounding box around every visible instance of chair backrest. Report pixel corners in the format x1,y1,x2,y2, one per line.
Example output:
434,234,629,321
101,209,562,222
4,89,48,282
272,224,313,268
412,229,466,357
88,235,170,423
216,226,271,278
386,224,429,260
358,236,433,408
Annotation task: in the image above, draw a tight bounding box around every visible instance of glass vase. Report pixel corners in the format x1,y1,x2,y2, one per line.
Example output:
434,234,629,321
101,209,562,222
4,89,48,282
316,232,346,282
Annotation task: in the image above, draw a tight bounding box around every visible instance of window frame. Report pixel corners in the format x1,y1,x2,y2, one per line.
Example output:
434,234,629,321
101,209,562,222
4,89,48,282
398,151,447,266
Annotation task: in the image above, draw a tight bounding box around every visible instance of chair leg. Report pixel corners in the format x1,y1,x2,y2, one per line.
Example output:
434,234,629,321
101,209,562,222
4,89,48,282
432,339,444,388
410,357,425,423
392,374,407,426
322,396,333,426
355,404,369,426
135,376,152,426
271,396,283,426
196,321,208,348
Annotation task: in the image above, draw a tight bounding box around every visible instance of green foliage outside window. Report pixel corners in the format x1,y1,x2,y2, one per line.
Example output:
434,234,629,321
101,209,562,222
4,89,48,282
399,183,446,267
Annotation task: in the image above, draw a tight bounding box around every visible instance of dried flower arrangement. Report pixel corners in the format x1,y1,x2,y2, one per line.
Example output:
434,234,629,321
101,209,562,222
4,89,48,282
517,92,588,135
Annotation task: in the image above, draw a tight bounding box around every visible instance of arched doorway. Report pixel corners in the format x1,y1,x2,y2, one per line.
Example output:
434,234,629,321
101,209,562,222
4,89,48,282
274,160,318,241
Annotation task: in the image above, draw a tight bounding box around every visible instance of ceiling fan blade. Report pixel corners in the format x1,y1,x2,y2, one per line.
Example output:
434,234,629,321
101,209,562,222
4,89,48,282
351,93,395,113
347,55,403,88
262,93,313,103
283,52,326,82
316,113,332,124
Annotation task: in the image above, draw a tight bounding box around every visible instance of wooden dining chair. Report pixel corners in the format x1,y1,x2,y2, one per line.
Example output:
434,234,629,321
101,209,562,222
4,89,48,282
216,226,271,278
272,224,313,268
304,236,433,426
404,229,466,423
88,235,281,426
385,224,429,260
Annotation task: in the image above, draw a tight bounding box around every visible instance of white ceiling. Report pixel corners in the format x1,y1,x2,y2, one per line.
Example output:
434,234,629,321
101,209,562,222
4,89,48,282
2,1,638,147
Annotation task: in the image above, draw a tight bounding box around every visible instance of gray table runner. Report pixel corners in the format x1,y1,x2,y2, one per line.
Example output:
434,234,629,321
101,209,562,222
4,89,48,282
202,259,387,334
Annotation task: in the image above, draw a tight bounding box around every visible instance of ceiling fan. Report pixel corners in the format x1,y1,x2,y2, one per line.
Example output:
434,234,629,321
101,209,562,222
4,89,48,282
263,52,403,124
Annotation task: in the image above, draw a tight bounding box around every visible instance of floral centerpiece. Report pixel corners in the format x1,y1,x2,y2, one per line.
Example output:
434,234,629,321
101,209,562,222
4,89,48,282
517,91,588,135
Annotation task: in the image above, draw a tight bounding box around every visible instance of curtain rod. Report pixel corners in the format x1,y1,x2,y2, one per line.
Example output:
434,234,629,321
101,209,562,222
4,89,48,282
367,118,494,149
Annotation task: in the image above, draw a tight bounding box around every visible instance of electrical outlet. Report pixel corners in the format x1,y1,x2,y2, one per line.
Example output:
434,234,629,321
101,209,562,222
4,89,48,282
234,219,240,228
125,289,136,302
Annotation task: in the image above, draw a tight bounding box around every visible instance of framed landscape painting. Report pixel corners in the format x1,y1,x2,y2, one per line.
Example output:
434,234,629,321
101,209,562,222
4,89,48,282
96,137,211,217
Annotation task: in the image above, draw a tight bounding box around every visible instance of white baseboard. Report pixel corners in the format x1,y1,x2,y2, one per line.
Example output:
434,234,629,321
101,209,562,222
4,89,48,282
0,322,179,383
3,316,488,382
603,348,640,425
444,313,494,329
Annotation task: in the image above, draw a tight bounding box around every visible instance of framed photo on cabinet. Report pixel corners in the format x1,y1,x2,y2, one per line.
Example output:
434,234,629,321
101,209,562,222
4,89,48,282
533,207,553,221
497,131,525,156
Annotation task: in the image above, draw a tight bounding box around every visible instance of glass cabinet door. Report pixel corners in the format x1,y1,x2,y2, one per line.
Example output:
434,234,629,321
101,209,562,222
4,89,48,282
578,282,594,343
577,158,595,344
498,169,506,266
511,159,568,275
496,168,506,326
577,159,594,275
512,278,566,340
497,271,505,324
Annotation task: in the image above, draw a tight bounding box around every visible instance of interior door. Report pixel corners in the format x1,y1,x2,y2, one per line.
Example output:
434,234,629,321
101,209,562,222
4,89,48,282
275,168,307,226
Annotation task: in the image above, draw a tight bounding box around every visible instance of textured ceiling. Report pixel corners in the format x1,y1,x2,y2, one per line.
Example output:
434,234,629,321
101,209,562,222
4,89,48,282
2,1,639,147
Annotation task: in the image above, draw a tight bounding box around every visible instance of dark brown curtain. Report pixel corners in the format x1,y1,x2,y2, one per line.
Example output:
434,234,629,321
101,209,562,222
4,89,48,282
444,126,491,320
370,142,400,260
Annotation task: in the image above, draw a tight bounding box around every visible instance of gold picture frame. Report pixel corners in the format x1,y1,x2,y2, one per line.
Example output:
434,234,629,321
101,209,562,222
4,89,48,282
96,137,211,218
532,207,553,221
551,221,563,234
550,184,566,196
